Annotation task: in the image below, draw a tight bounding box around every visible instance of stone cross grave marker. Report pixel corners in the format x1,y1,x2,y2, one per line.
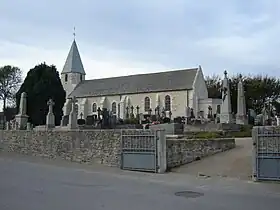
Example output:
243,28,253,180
46,99,55,129
47,99,55,113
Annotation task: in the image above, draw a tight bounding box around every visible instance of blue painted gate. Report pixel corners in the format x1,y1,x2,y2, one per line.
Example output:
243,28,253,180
120,129,166,173
252,126,280,181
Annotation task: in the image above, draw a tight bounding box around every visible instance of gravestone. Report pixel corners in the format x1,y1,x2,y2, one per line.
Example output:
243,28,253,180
261,106,270,125
130,106,135,118
101,108,110,129
46,99,55,129
26,122,32,130
109,112,117,128
15,92,29,130
220,70,233,123
86,115,94,125
0,112,6,129
276,116,280,126
6,121,10,130
68,96,78,129
60,115,69,126
236,75,247,125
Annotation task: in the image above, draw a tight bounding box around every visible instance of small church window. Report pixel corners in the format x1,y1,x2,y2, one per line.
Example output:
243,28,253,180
65,74,68,82
92,103,97,112
144,97,150,111
165,95,171,111
80,74,83,81
112,102,117,114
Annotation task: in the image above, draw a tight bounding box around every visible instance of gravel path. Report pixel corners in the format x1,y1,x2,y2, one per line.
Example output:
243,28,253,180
171,138,253,180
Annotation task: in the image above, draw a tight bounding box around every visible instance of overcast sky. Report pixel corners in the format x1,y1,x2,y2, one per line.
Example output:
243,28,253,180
0,0,279,80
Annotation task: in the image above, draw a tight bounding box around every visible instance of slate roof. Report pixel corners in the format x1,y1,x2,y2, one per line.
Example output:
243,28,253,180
69,68,198,98
61,40,86,75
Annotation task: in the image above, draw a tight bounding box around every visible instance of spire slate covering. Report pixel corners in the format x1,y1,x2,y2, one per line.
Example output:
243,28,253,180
61,40,85,75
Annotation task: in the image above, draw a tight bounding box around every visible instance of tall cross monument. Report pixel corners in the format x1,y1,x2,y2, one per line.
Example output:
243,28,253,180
220,70,233,124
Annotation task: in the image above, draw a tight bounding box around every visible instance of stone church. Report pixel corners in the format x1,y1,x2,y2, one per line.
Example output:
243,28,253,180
61,39,222,120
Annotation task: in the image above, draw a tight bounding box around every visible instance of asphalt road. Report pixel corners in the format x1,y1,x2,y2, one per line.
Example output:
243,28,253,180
1,154,280,210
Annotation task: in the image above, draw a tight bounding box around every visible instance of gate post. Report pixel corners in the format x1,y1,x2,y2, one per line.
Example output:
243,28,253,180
156,129,167,173
252,126,258,181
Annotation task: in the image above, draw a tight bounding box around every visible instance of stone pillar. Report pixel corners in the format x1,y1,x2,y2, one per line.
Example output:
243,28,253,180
15,92,29,129
46,99,55,129
236,74,248,125
220,70,233,124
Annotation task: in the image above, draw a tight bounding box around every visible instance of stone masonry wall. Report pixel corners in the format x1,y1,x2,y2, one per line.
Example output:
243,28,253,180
0,130,235,169
0,130,122,166
166,138,235,168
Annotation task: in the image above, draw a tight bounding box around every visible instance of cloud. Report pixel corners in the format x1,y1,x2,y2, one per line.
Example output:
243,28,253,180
0,41,166,79
0,0,279,81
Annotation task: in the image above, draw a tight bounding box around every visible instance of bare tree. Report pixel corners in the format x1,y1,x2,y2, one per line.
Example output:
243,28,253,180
0,65,22,111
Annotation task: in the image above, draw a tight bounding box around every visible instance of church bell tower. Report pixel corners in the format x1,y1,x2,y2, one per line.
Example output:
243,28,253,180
61,31,86,98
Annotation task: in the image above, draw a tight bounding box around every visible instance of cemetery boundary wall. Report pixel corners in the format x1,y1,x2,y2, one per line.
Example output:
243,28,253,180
0,130,235,169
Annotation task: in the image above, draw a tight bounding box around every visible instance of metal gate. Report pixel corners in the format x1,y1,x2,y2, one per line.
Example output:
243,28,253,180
120,129,166,173
252,126,280,181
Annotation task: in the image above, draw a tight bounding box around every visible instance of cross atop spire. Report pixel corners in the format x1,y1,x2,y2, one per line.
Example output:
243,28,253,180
73,27,76,40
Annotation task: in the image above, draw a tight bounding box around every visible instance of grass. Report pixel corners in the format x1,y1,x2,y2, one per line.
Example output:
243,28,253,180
184,125,253,139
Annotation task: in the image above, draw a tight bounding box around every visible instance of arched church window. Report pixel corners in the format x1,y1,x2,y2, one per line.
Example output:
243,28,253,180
92,103,97,112
112,102,117,114
144,97,150,111
65,74,68,82
165,95,171,111
80,74,83,81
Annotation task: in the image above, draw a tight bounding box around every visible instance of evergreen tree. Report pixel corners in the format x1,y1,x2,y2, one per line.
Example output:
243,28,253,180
16,63,66,126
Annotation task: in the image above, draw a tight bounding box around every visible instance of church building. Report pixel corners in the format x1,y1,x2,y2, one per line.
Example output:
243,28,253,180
61,39,222,120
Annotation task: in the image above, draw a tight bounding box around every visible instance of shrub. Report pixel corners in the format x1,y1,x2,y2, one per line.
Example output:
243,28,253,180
124,118,139,125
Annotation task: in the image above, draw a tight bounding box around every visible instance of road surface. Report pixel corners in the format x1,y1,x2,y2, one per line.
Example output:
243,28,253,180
0,153,280,210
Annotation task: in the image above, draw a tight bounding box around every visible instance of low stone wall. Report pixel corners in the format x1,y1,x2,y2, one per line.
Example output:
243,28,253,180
0,130,235,170
0,130,122,166
166,138,235,168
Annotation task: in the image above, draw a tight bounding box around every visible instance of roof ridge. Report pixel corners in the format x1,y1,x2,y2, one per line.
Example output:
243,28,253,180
68,67,199,98
84,67,198,82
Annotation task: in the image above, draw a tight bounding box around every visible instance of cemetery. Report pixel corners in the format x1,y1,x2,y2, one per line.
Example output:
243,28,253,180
0,70,256,172
0,66,279,179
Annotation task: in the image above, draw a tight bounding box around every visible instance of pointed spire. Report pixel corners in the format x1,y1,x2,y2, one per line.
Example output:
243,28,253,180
61,39,86,75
